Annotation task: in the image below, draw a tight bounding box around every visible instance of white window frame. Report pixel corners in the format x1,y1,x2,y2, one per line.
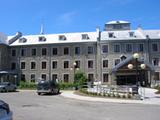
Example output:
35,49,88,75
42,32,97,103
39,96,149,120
87,59,94,69
52,60,58,69
41,47,47,56
113,44,121,53
20,61,26,70
63,60,70,69
30,61,37,70
101,44,109,54
41,60,47,70
102,59,109,68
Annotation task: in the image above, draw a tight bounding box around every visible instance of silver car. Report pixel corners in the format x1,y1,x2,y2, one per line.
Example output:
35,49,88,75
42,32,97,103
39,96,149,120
0,82,17,92
0,100,13,120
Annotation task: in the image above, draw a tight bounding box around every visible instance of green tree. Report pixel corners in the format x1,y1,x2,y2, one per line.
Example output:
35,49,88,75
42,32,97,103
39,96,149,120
74,71,87,89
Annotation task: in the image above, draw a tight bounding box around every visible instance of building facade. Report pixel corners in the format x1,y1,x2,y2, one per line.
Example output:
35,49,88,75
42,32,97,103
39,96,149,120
0,21,160,86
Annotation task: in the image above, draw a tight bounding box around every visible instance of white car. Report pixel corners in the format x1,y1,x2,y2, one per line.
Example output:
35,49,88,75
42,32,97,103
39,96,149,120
0,82,17,92
0,100,13,120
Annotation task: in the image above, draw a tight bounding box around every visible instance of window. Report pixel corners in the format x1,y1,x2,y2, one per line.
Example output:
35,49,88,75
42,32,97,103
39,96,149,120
41,74,46,80
30,74,35,82
42,61,47,69
21,62,26,69
52,48,58,55
11,49,16,57
75,47,80,55
59,35,66,40
39,36,46,42
21,48,26,56
152,43,158,52
19,38,27,43
21,74,26,82
129,32,134,37
31,62,36,69
152,58,159,66
42,48,47,56
75,60,80,68
138,44,144,52
88,74,94,82
88,46,94,54
103,73,108,82
31,48,36,56
82,34,89,40
154,72,160,81
64,47,69,55
63,74,69,82
11,62,16,70
88,60,93,68
120,55,127,61
102,45,108,53
64,61,69,69
52,61,57,69
114,44,120,52
103,60,108,68
52,74,58,82
108,33,114,38
126,44,132,52
115,59,120,66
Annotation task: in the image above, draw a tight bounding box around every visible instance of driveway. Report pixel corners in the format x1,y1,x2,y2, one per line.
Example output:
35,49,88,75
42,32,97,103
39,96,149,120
0,90,160,120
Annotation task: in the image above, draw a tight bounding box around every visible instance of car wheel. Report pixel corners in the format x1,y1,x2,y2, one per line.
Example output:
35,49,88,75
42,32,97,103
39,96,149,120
38,93,41,95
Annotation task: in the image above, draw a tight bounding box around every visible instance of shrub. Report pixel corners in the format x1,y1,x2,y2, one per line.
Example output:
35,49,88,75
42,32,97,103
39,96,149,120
18,81,36,89
127,94,132,99
59,82,77,90
154,85,160,94
107,94,111,97
74,71,87,89
116,94,121,98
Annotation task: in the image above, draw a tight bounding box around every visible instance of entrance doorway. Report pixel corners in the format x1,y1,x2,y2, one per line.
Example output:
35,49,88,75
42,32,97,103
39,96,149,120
116,75,137,85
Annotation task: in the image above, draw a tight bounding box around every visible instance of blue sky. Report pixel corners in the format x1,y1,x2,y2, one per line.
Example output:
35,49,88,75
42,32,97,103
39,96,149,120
0,0,160,35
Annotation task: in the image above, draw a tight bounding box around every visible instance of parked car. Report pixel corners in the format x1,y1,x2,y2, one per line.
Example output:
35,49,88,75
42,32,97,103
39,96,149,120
0,82,17,92
0,100,13,120
37,80,60,95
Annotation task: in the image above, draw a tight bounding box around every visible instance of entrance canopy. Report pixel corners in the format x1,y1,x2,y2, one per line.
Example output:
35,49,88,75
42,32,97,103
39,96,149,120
0,70,17,75
111,56,154,73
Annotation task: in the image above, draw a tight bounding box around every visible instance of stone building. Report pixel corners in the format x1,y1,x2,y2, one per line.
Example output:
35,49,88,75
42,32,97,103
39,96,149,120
0,20,160,86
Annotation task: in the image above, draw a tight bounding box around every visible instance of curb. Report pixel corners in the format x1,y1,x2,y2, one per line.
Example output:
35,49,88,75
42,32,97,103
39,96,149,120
60,91,160,105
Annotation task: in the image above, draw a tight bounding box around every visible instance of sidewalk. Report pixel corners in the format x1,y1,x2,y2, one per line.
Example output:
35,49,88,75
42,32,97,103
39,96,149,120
61,88,160,105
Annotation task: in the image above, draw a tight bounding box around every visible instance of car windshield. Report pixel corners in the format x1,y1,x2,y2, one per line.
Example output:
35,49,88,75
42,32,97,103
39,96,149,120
38,81,50,87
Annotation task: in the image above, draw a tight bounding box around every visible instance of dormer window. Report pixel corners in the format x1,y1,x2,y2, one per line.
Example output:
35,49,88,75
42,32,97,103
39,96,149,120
82,34,89,40
59,35,66,40
19,37,27,43
39,36,46,42
108,33,114,38
129,32,134,37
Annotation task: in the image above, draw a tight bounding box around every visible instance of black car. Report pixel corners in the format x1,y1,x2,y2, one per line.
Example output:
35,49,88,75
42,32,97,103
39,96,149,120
0,100,13,120
37,80,60,95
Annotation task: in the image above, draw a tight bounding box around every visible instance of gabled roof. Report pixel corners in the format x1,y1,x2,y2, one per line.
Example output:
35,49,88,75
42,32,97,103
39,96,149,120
8,32,98,46
101,29,160,41
112,56,154,73
106,20,130,24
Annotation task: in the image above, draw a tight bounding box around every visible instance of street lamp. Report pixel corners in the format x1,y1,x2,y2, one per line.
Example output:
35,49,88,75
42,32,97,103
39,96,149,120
73,62,76,82
128,53,146,95
14,75,17,85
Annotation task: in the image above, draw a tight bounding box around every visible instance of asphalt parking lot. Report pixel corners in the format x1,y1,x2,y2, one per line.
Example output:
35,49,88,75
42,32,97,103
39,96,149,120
0,90,160,120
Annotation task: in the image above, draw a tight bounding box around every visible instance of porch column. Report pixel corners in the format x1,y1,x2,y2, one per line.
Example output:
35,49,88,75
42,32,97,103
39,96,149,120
110,73,117,85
